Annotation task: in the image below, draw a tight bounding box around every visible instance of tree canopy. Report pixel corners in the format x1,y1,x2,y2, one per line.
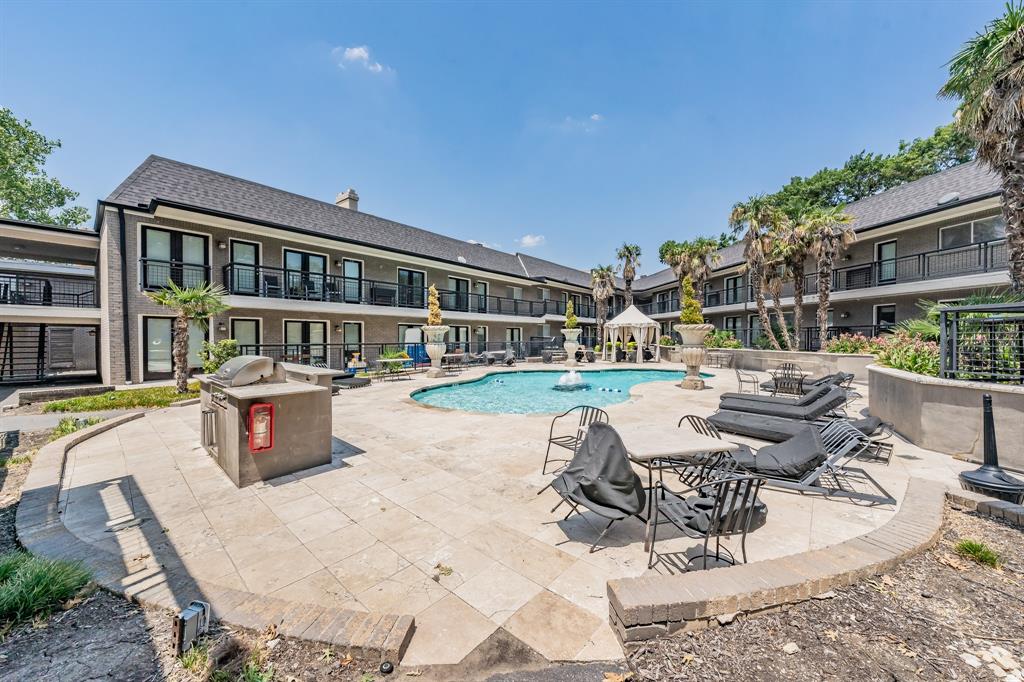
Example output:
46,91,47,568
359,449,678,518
0,107,89,226
769,123,975,210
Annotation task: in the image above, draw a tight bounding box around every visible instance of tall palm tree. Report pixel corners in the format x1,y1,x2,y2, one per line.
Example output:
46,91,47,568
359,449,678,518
616,243,642,306
940,3,1024,290
658,240,691,307
807,205,855,344
682,236,722,298
729,196,784,350
146,281,230,392
590,264,617,346
775,204,818,349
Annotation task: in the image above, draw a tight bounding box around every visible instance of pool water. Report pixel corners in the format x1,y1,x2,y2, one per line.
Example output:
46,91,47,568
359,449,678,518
412,369,712,414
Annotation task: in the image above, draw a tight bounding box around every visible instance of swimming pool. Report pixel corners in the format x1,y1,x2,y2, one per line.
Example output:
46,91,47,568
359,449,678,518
411,369,711,414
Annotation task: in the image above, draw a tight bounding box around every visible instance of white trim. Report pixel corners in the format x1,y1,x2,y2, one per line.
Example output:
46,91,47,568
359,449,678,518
228,316,263,347
228,237,262,265
0,305,102,325
138,313,209,381
137,222,214,292
505,326,523,343
0,224,99,249
473,324,488,345
282,318,332,345
338,320,363,346
281,246,331,274
872,302,897,328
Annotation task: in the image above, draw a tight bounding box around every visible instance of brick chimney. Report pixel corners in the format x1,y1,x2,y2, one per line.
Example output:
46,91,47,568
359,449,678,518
335,188,359,211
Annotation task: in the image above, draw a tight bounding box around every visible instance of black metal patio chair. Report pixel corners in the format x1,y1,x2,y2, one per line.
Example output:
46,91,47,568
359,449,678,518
542,405,609,474
734,368,760,395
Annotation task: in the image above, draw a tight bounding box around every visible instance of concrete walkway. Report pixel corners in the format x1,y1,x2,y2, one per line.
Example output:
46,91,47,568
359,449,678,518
51,363,970,667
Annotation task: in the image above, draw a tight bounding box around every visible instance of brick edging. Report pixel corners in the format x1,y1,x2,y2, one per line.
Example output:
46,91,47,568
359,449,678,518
947,488,1024,525
14,410,415,663
607,477,947,643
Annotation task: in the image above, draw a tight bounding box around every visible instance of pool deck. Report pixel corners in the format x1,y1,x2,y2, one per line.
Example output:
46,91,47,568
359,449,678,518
53,362,971,666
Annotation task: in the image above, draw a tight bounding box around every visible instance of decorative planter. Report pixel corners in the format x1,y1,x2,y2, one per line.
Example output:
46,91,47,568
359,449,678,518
563,327,582,367
421,325,449,378
675,323,714,390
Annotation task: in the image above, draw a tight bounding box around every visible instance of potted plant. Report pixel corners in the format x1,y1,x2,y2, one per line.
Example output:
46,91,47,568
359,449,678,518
421,284,449,377
673,276,714,389
626,340,637,362
562,299,582,366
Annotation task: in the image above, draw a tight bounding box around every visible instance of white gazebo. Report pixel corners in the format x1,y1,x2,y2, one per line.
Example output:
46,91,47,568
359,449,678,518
602,305,661,363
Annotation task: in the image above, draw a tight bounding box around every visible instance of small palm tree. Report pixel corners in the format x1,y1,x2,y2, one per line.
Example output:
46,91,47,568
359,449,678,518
807,205,855,345
775,203,821,349
146,281,230,392
616,243,642,306
940,3,1024,290
591,264,617,345
683,236,722,295
658,240,691,308
730,196,784,350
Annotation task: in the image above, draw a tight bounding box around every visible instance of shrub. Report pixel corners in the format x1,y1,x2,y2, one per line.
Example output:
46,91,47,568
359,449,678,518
659,335,674,346
873,330,940,376
0,551,91,628
955,539,1001,568
679,277,704,325
626,341,637,351
202,339,239,374
564,299,578,329
704,330,742,349
426,284,443,326
822,333,876,354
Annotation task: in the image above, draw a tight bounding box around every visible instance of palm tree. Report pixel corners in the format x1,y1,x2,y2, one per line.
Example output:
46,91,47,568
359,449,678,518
807,205,855,345
658,240,691,308
762,242,795,350
940,3,1024,290
616,243,642,306
729,196,784,350
775,204,818,349
682,236,722,298
590,264,617,347
146,281,230,392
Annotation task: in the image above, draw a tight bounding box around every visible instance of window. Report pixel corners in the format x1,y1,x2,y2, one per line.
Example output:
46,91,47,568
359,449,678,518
229,241,260,294
342,259,362,303
704,282,720,307
397,269,425,307
141,227,208,289
398,324,422,344
143,316,206,380
450,325,470,350
341,322,361,361
874,304,897,330
508,286,523,300
876,240,897,282
725,276,744,304
283,250,327,299
506,328,522,343
474,281,489,313
284,320,328,364
539,287,550,301
940,215,1006,250
473,325,487,352
724,316,740,332
448,277,470,311
230,319,261,351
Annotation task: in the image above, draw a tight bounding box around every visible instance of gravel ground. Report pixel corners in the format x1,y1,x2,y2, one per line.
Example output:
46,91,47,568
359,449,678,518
629,504,1024,681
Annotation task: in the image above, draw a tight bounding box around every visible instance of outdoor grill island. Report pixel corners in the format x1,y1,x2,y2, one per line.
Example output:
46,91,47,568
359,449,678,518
199,355,333,487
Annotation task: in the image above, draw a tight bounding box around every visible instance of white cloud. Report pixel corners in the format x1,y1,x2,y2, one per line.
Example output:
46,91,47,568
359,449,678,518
590,113,603,121
467,239,501,249
517,234,546,248
556,113,605,133
331,45,391,74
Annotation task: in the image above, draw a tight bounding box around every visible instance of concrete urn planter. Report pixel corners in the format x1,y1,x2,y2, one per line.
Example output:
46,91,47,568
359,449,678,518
562,327,582,367
674,323,714,390
421,325,449,378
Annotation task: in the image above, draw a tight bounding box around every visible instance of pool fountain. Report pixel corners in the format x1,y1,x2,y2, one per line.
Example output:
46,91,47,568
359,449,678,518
552,369,591,392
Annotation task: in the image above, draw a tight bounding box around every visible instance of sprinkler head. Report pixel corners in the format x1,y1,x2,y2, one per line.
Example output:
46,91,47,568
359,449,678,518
380,661,394,674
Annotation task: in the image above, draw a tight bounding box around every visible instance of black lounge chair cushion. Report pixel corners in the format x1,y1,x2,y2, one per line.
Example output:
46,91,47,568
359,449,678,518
659,485,768,534
335,376,371,389
738,427,827,479
554,423,645,517
850,415,883,436
707,411,807,442
718,387,846,421
721,383,831,407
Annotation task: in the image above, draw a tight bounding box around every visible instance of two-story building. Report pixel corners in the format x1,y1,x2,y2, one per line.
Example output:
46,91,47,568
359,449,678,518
0,155,1009,385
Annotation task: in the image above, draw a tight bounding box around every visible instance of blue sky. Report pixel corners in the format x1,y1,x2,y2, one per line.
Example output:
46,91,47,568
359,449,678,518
0,1,1003,275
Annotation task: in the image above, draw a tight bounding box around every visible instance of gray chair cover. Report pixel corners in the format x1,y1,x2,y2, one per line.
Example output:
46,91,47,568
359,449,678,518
731,427,828,479
556,422,644,517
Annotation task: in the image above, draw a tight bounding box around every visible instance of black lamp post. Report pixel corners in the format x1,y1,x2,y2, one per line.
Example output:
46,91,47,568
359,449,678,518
959,394,1024,504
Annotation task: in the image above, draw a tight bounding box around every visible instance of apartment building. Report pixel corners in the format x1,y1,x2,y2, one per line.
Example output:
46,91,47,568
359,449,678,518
630,160,1007,349
0,156,1008,385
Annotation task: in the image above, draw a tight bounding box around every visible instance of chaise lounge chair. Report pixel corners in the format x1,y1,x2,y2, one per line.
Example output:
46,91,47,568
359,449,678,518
760,371,852,395
717,386,848,421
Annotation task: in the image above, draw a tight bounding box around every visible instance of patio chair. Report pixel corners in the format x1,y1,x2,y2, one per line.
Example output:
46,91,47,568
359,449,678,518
674,415,751,485
718,386,847,421
734,368,760,395
646,474,767,570
729,421,895,505
543,422,646,552
503,348,517,366
707,408,891,443
262,274,282,298
718,382,833,407
543,405,610,474
760,371,852,395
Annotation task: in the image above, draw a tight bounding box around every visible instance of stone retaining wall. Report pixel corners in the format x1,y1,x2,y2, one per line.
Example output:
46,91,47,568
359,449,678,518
607,478,945,643
18,384,113,406
15,413,415,663
717,348,875,380
868,364,1024,471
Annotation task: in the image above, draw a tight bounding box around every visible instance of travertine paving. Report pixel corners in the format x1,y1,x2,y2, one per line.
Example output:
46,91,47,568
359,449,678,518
57,363,971,665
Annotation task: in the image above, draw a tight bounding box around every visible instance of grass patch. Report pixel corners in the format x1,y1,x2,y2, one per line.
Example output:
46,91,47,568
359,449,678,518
179,639,211,673
0,454,33,469
239,654,274,682
955,539,1001,568
43,382,199,412
49,417,104,442
0,551,91,630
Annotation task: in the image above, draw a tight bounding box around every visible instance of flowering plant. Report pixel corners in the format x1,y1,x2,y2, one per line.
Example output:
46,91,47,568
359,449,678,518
873,330,939,376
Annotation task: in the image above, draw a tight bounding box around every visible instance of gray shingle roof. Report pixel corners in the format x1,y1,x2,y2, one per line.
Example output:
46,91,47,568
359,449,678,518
517,253,625,290
632,159,1002,292
106,155,536,280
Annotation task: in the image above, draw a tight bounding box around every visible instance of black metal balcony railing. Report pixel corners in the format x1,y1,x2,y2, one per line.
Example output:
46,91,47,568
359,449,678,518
222,262,596,319
0,271,98,308
140,258,210,290
237,340,535,370
709,325,884,351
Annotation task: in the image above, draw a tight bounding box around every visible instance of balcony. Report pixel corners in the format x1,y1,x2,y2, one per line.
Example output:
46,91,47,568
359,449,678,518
222,262,595,319
140,258,210,290
0,270,98,308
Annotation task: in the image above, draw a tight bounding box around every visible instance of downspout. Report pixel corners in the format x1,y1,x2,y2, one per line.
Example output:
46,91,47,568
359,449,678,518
117,207,133,383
